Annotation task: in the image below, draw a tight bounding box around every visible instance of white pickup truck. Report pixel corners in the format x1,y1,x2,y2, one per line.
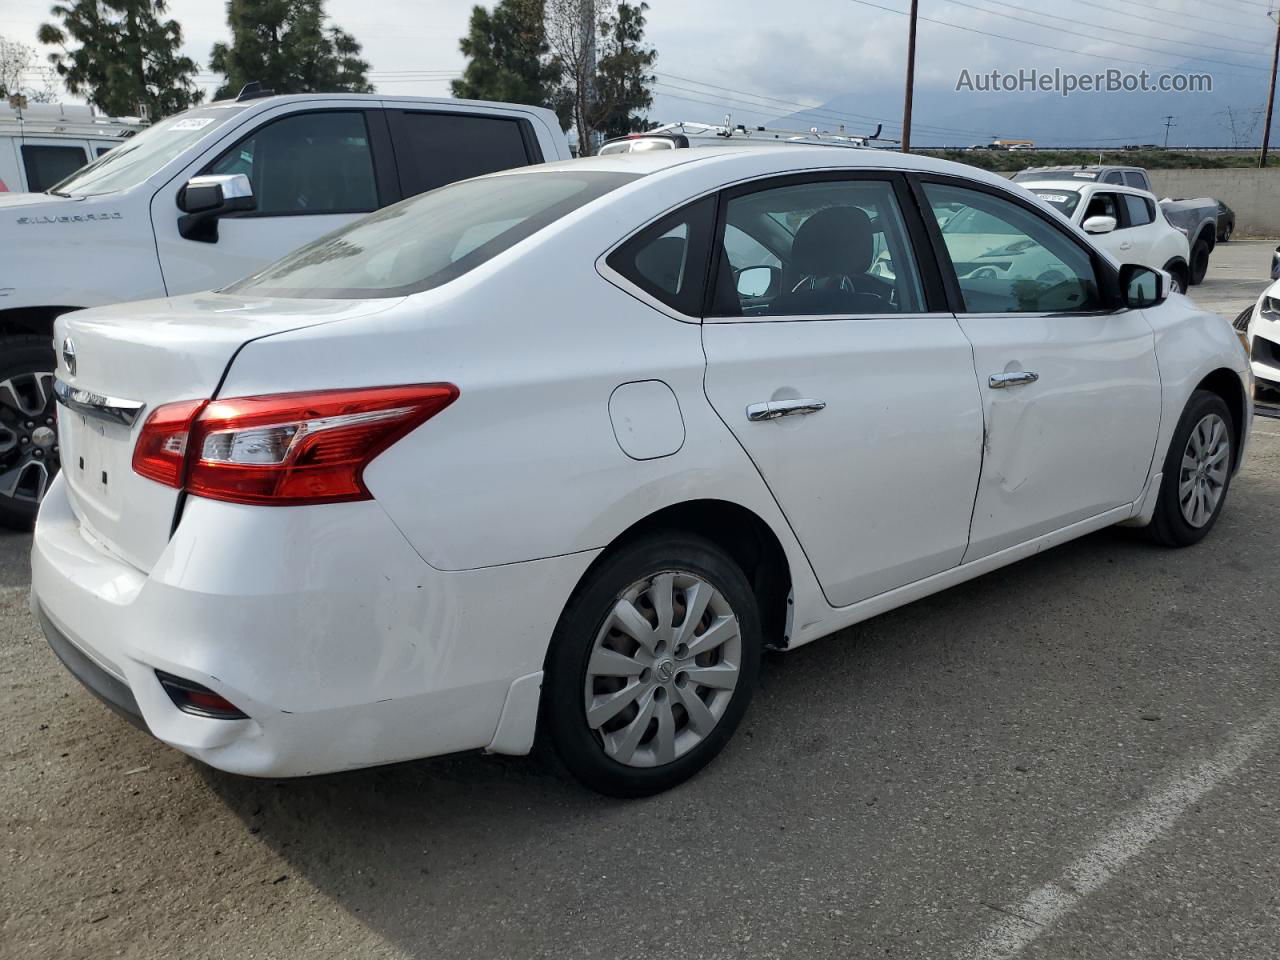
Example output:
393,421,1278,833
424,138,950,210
0,89,570,527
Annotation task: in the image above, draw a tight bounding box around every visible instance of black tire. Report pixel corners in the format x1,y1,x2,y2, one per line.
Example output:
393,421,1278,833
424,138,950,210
541,532,762,797
1163,261,1189,295
0,335,59,531
1219,222,1233,243
1147,390,1235,547
1189,238,1211,285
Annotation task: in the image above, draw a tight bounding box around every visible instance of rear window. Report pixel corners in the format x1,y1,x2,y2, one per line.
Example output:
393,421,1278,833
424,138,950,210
226,171,637,299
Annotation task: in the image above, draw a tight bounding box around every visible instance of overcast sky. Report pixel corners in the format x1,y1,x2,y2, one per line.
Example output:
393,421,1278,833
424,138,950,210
2,0,1275,140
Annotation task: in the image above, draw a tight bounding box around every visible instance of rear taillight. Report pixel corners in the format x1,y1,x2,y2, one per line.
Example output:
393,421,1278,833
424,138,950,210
131,399,206,487
133,384,458,505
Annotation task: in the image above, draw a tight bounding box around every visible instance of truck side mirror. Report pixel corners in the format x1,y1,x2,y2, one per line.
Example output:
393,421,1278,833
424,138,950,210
177,174,255,242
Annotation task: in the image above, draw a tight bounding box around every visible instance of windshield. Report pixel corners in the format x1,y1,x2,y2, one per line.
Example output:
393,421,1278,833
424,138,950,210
50,105,249,197
226,171,638,299
1031,189,1082,218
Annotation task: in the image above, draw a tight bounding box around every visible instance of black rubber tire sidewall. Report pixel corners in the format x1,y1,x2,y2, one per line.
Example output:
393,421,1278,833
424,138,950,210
1148,390,1234,547
0,335,58,531
1189,240,1211,285
541,532,762,798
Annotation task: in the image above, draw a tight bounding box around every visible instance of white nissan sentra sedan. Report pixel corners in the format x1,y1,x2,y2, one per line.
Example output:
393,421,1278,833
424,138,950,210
31,147,1251,796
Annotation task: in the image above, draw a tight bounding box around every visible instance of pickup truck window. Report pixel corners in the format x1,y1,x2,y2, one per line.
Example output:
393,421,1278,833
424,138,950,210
50,105,248,197
226,171,636,299
389,111,535,197
209,111,377,215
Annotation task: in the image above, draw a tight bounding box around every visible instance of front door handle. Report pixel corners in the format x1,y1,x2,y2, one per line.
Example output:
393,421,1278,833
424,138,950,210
989,371,1039,389
1119,241,1134,250
746,398,827,421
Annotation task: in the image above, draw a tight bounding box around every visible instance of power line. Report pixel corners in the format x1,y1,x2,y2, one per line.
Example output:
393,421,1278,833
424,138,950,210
999,0,1270,57
844,0,1267,77
1073,0,1262,40
939,0,1267,72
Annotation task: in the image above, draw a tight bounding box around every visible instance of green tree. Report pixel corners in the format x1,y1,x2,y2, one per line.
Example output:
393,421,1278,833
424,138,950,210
594,1,654,139
451,0,558,108
544,0,655,154
209,0,372,99
37,1,202,118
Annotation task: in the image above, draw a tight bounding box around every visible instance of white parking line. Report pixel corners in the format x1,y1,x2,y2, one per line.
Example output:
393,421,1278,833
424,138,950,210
961,706,1280,960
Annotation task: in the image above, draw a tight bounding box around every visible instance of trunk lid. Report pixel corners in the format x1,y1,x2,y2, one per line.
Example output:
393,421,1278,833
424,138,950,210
53,292,397,572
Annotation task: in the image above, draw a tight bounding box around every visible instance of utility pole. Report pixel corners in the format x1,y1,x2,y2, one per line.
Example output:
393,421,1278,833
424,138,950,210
1262,7,1280,167
901,0,919,153
1162,115,1175,149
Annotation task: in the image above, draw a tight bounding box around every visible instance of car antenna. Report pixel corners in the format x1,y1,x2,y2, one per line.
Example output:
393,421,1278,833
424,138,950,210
236,81,276,102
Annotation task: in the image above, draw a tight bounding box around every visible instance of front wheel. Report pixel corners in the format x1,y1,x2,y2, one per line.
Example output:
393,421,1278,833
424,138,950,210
0,336,60,531
1147,390,1235,547
541,533,762,797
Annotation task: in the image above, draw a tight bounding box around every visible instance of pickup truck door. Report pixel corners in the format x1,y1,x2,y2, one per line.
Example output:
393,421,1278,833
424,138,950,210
699,173,984,607
150,106,397,296
919,178,1161,560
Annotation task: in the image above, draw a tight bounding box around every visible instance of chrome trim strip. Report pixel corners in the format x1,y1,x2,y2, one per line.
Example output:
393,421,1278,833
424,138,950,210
53,378,145,427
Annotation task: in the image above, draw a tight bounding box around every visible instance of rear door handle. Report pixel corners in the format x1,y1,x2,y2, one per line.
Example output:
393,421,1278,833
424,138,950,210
1119,241,1134,250
746,398,826,421
988,371,1039,389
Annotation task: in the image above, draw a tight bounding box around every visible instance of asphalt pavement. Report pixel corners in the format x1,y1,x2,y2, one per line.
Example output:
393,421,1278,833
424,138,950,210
2,240,1278,960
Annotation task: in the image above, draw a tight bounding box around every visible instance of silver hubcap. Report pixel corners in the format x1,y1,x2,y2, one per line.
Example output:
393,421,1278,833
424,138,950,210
0,372,58,504
584,570,742,768
1179,413,1230,528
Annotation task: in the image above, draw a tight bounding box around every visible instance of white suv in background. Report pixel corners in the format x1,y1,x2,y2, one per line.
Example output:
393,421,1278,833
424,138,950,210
0,89,570,528
1025,181,1191,293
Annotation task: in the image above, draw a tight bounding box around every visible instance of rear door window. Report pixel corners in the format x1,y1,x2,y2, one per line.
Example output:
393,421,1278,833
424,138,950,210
1123,171,1149,190
22,144,89,192
388,111,538,198
1123,194,1154,226
208,111,378,215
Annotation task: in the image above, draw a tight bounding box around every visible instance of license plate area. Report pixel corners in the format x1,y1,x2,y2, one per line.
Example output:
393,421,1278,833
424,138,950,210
60,413,134,518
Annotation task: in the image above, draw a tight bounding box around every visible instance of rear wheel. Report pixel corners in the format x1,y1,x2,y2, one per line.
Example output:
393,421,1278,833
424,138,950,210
1147,390,1234,547
0,336,60,531
1220,222,1233,242
542,533,761,797
1189,238,1212,285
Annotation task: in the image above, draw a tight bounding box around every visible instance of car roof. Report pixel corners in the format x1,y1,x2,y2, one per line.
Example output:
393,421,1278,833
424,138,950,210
508,144,1022,190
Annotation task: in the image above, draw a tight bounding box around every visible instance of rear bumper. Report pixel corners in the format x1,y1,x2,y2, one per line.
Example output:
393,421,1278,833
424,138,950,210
38,604,147,732
31,473,596,777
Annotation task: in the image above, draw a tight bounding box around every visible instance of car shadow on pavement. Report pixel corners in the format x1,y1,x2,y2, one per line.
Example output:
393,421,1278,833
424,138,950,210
187,495,1279,960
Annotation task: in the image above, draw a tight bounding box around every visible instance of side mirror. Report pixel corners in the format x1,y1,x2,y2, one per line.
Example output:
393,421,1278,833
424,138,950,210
177,174,255,242
1119,263,1167,309
736,265,778,298
1082,215,1117,235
